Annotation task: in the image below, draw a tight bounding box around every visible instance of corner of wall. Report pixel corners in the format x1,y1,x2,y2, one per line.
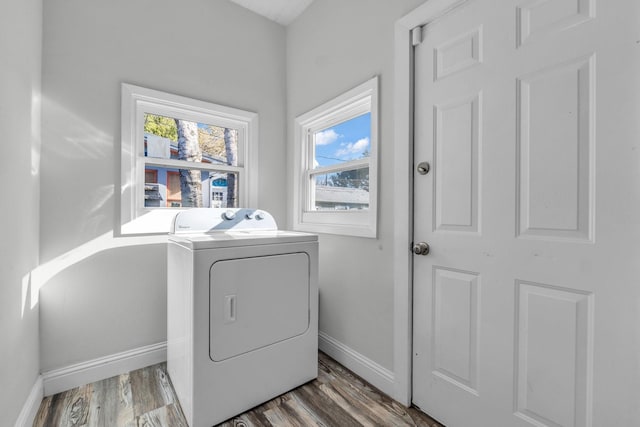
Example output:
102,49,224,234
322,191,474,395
13,376,43,427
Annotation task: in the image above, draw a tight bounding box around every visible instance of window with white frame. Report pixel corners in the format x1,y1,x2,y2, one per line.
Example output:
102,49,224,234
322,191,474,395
293,77,378,238
121,84,258,234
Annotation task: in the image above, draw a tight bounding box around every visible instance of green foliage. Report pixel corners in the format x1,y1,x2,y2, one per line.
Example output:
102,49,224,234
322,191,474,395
198,125,227,160
144,114,177,141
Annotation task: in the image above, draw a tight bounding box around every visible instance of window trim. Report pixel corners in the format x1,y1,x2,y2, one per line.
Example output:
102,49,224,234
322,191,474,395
120,83,258,234
292,76,379,238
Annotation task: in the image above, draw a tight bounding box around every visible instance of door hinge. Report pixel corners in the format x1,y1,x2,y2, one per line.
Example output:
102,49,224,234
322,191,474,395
411,26,423,46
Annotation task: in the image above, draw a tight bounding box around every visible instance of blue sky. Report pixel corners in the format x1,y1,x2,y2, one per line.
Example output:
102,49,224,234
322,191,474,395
314,113,371,167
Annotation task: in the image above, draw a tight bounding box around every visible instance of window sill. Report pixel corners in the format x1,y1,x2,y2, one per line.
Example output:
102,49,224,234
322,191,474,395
119,209,186,235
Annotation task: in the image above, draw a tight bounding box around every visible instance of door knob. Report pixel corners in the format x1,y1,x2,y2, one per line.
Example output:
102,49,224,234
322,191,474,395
417,162,430,175
413,242,430,255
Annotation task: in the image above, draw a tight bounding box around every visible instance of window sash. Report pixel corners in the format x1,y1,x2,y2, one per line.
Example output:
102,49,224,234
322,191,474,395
304,117,372,214
142,157,243,174
137,159,244,211
304,96,371,136
136,106,247,168
305,160,370,213
307,157,369,177
132,92,249,212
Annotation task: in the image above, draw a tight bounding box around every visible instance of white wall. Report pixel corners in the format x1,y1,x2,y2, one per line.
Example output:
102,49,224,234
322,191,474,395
37,0,424,386
0,0,42,423
286,0,424,371
39,0,286,371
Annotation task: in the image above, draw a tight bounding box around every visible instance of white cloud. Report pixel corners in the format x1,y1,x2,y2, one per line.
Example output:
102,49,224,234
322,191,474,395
315,129,340,146
335,137,370,157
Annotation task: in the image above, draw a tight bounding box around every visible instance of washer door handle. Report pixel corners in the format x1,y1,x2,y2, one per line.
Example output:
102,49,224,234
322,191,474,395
224,295,236,323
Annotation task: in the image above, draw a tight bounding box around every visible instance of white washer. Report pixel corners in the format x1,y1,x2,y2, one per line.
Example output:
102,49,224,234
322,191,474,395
167,208,318,427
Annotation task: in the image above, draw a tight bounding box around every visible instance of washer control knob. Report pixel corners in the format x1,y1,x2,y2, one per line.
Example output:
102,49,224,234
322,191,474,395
255,211,265,220
223,210,236,220
245,211,255,220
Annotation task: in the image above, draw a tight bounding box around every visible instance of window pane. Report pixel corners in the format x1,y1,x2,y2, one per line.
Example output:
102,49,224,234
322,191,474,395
313,167,369,210
144,169,158,184
144,166,238,209
144,113,238,166
313,113,371,169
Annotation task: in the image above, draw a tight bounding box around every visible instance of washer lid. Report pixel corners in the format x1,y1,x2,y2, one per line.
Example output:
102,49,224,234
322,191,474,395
169,230,318,250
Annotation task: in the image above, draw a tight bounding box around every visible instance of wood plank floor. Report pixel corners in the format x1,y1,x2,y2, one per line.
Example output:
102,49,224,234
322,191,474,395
34,352,444,427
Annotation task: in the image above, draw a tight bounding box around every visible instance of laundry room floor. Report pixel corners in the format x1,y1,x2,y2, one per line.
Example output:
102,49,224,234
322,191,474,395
33,352,443,426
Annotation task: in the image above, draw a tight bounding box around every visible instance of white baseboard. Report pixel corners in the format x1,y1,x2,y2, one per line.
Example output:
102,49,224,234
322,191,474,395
39,336,394,402
42,341,167,396
14,375,43,427
318,331,395,398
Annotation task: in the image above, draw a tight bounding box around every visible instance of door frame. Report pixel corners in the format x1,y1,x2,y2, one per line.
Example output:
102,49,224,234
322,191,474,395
392,0,470,406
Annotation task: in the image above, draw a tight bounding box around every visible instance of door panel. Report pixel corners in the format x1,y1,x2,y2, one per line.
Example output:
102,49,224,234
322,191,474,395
435,94,480,233
517,55,594,240
412,1,640,426
514,281,593,427
516,0,594,47
432,267,480,394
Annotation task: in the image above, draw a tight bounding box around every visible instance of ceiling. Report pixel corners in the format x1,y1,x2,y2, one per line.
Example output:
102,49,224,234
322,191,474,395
229,0,315,26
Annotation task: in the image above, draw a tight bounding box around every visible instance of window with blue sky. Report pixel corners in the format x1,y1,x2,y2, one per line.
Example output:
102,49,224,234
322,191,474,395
293,76,378,238
314,113,371,168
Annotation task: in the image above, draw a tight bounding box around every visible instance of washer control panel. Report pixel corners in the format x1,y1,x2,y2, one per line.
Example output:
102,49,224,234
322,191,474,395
170,208,277,234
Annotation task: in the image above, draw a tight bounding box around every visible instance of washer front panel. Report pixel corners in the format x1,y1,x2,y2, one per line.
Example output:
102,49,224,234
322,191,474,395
209,252,310,362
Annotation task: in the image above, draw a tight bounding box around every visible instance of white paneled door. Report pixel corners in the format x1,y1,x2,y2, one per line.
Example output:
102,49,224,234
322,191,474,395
411,1,640,426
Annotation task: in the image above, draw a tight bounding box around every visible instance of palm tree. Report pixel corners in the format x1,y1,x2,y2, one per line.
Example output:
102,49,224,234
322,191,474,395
175,119,202,207
224,128,238,207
